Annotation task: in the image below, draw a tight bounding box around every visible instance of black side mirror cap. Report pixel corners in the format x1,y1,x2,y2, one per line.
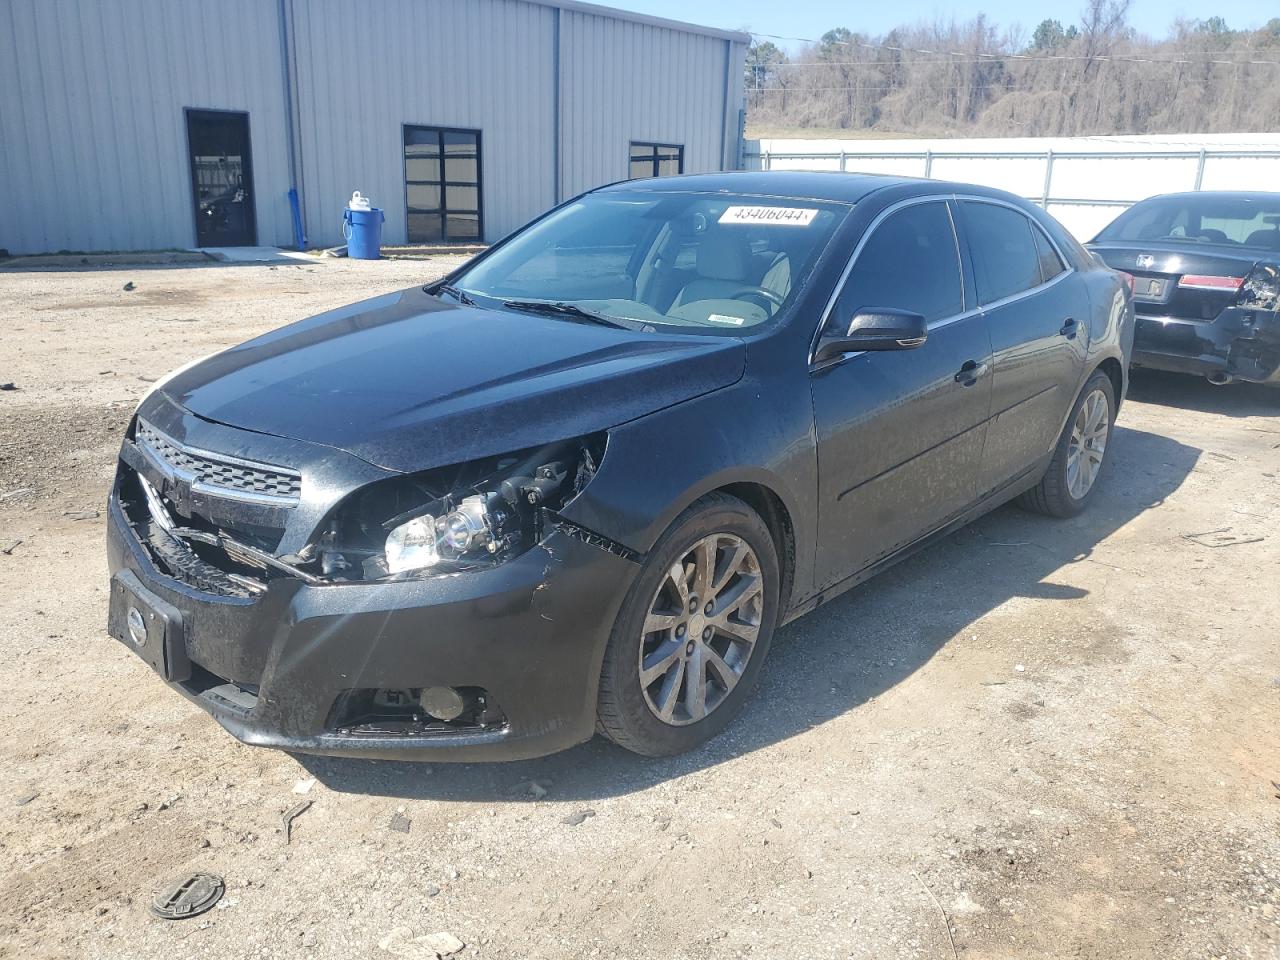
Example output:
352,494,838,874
813,308,929,362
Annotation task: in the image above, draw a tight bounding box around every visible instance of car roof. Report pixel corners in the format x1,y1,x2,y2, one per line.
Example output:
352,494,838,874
1138,190,1280,202
595,170,1022,205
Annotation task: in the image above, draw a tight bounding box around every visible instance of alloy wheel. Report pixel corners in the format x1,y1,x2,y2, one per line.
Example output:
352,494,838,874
638,533,764,726
1066,388,1110,499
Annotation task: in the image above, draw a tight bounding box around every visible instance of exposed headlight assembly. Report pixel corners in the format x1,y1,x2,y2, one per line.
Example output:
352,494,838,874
316,434,606,581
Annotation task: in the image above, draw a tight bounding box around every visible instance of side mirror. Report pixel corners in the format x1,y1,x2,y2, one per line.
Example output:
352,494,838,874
813,308,928,362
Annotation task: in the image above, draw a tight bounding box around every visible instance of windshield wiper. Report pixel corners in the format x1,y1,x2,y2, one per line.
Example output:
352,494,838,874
435,282,476,306
501,299,634,329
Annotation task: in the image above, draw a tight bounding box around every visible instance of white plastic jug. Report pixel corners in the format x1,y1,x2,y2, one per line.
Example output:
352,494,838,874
348,191,372,211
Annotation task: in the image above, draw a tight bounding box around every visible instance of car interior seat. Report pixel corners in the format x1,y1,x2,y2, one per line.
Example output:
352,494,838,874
1244,228,1280,251
673,232,752,306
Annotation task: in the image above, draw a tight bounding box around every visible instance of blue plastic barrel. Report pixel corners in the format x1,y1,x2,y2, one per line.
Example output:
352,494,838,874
343,207,384,259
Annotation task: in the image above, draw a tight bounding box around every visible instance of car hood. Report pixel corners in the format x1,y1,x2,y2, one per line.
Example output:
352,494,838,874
161,285,746,473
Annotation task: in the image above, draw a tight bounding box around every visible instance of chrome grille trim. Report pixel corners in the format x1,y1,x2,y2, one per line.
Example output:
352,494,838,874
135,420,301,505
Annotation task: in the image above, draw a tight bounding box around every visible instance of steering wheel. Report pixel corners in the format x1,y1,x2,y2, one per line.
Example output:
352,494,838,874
727,285,786,314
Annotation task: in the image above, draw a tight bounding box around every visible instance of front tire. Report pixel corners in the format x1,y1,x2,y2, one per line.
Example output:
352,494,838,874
1018,370,1116,518
596,493,779,757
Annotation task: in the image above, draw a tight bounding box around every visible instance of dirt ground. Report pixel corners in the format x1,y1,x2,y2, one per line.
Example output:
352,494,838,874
0,257,1277,960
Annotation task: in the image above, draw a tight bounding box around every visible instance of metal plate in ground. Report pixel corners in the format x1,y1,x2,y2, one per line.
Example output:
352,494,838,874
150,872,225,919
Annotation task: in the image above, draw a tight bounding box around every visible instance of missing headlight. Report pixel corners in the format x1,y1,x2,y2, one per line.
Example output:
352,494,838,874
313,433,606,582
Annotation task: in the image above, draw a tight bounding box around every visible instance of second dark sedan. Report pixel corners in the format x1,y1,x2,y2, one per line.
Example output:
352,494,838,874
106,172,1132,760
1088,191,1280,386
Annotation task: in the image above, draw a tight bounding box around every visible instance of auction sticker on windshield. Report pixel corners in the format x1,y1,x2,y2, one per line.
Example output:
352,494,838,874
719,206,818,227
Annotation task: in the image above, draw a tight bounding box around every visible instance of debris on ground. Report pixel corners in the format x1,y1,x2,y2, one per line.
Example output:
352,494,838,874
2,539,21,555
561,809,596,826
1183,526,1265,548
379,928,467,959
388,810,412,834
123,281,135,291
292,777,316,795
282,800,312,844
157,793,181,811
63,510,100,521
149,872,225,920
0,382,16,391
15,792,37,806
0,489,33,501
420,932,465,956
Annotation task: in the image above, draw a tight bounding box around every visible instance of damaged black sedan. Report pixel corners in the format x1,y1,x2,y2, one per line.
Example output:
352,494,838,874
1088,191,1280,386
107,172,1132,760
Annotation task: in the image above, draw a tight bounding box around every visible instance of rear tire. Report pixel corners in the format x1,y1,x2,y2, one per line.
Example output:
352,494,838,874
1017,370,1116,518
596,493,779,757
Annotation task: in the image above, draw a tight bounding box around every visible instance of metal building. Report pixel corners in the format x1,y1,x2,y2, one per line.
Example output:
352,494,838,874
0,0,748,255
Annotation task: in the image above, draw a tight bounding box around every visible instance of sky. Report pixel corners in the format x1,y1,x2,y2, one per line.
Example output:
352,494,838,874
605,0,1272,50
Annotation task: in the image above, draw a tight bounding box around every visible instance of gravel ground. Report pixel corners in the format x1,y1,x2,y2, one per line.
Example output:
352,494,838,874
0,258,1277,960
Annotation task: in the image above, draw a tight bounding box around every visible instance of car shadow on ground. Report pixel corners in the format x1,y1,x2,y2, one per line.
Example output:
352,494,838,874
1127,368,1278,417
301,424,1200,802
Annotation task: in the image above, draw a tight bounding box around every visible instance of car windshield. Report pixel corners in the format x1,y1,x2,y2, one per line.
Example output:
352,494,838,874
1096,195,1280,253
448,190,849,333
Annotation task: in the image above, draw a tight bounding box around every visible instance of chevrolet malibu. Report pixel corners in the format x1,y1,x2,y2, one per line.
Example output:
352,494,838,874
107,172,1133,760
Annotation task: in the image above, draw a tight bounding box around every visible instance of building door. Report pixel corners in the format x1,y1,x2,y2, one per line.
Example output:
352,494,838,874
186,110,257,247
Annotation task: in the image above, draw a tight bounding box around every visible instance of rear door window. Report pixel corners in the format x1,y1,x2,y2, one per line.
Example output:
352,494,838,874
831,200,964,327
961,201,1043,305
1032,225,1067,283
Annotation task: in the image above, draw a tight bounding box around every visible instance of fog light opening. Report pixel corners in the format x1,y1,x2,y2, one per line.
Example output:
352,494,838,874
420,686,466,722
327,686,507,737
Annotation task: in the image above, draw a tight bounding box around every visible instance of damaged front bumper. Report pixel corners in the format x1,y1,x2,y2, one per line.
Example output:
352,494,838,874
104,392,646,760
1132,305,1280,384
105,470,641,763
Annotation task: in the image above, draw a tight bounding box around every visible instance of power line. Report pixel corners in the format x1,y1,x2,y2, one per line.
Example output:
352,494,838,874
749,31,1280,66
764,56,1276,67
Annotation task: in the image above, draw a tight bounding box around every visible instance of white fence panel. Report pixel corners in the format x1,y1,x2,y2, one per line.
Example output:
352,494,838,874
746,134,1280,239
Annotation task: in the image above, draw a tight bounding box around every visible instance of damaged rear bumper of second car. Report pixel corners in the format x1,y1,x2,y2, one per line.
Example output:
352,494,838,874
1132,305,1280,384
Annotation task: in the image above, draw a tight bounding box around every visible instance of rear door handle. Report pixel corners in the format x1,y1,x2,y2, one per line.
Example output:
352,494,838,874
1059,317,1079,338
954,359,989,385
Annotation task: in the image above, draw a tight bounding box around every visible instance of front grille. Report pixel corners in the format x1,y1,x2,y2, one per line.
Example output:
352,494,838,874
136,420,301,503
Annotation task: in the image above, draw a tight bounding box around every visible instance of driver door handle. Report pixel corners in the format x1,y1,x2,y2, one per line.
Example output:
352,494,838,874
1059,317,1079,338
955,359,989,386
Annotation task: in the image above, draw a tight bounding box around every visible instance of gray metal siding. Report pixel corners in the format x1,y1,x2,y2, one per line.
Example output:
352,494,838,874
291,0,558,248
0,0,746,255
559,10,734,199
0,0,294,254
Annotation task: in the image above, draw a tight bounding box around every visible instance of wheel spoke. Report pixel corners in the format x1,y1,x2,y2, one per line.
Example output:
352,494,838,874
640,639,683,685
715,617,760,645
1066,455,1081,497
703,644,739,692
682,646,707,721
711,540,748,595
643,611,681,634
667,562,690,604
711,573,762,619
654,661,684,721
691,538,716,599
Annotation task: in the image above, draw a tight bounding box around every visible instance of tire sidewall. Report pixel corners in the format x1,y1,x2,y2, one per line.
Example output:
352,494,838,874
598,496,780,756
